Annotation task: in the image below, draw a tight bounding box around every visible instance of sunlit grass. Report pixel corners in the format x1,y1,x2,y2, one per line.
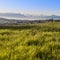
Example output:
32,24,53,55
0,22,60,60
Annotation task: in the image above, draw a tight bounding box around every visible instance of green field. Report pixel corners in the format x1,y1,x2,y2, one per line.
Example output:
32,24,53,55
0,22,60,60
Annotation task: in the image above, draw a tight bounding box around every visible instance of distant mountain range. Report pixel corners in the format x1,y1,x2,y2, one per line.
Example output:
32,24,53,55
0,13,60,24
0,17,60,25
0,13,60,20
0,18,31,24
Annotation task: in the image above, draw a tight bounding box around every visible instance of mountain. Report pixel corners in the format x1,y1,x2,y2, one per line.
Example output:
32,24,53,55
0,18,9,23
0,17,60,25
0,18,31,24
0,13,27,18
0,13,60,20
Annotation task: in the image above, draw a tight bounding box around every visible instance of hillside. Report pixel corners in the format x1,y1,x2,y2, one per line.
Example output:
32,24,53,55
0,18,60,25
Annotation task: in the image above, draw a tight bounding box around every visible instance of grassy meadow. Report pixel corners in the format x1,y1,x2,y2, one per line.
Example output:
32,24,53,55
0,22,60,60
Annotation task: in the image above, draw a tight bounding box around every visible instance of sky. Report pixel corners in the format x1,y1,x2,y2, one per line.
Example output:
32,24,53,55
0,0,60,15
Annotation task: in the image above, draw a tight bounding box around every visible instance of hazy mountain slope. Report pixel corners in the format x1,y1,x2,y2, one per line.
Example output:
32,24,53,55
0,13,60,20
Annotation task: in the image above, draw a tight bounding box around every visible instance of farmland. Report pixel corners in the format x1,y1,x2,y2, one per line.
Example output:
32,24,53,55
0,22,60,60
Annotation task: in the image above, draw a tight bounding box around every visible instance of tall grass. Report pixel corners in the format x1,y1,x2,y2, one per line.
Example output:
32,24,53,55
0,22,60,60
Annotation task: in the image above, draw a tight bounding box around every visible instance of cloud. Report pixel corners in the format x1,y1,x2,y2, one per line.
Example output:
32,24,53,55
0,10,60,20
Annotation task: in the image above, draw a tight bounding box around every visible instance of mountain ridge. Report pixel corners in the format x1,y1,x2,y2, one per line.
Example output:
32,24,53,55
0,13,60,20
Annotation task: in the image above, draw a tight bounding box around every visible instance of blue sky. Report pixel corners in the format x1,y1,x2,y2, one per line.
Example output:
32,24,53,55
0,0,60,15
